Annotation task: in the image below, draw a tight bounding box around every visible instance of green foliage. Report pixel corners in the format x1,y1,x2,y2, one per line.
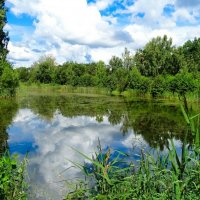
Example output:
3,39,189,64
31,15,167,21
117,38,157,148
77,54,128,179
0,1,19,97
54,66,68,85
113,68,129,92
16,67,30,83
0,0,9,59
169,72,196,97
109,56,122,72
13,36,200,101
182,37,200,72
0,153,27,200
134,35,178,76
95,61,107,88
66,142,200,199
150,75,166,97
0,98,18,154
129,68,151,95
0,63,19,97
138,76,151,95
33,56,56,84
79,73,95,87
129,67,141,90
122,47,134,70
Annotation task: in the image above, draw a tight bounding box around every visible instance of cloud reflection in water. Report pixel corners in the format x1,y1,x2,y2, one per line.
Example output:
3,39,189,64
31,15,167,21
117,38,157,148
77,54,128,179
8,108,145,199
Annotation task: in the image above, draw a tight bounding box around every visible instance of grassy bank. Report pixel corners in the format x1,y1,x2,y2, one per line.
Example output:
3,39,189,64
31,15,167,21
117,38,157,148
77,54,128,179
17,83,110,97
17,83,200,105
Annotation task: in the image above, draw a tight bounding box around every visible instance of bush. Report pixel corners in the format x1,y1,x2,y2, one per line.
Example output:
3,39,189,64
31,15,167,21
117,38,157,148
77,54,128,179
138,76,151,95
150,75,166,98
0,63,19,97
0,153,27,200
169,72,196,97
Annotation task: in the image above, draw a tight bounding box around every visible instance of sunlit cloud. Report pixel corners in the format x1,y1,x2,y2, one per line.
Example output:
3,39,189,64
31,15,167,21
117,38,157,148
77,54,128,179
6,0,200,67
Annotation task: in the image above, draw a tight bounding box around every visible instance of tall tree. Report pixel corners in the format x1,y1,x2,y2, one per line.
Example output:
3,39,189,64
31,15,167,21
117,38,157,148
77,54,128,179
122,48,134,70
0,1,18,97
182,38,200,72
109,56,123,72
134,35,176,77
0,0,9,60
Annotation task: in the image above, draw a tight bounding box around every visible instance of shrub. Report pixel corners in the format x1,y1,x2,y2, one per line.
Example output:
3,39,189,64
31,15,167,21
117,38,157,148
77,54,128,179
0,63,19,97
0,153,27,200
150,75,166,98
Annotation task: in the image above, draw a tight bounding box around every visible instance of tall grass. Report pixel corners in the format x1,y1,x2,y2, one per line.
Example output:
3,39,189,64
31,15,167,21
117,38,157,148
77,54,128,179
17,83,109,97
0,152,28,200
65,106,200,200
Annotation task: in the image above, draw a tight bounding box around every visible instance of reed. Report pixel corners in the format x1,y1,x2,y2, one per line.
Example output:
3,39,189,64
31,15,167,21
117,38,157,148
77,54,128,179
66,106,200,200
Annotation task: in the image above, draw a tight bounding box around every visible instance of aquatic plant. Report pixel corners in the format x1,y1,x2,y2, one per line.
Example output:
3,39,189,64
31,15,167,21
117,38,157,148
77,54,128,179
65,106,200,200
0,152,28,200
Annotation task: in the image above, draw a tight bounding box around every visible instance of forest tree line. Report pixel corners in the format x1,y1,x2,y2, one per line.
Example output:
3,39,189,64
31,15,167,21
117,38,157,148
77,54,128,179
16,35,200,100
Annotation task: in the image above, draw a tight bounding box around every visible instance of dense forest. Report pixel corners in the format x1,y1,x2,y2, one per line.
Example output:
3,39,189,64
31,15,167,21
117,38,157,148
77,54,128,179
16,35,200,101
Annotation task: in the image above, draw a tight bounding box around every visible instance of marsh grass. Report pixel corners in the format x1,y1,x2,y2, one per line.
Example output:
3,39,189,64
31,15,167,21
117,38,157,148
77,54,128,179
66,106,200,200
17,83,109,97
0,152,28,200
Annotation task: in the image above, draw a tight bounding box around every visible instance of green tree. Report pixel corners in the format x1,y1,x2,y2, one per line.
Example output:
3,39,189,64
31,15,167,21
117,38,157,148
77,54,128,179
80,73,95,87
16,67,30,82
182,38,200,72
0,1,19,97
129,67,142,90
109,56,123,72
33,55,56,84
113,68,129,92
138,77,151,95
165,47,186,75
0,64,19,96
169,72,196,97
55,66,68,85
169,71,196,111
122,48,134,70
134,35,175,76
0,0,9,60
150,75,166,98
95,61,107,87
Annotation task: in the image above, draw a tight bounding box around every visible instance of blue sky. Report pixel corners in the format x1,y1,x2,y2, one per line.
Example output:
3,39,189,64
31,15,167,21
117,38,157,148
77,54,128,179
5,0,200,67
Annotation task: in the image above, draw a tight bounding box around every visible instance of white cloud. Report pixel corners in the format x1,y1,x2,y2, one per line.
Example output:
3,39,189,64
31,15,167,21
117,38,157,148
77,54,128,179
125,24,200,48
8,42,37,65
128,0,169,23
122,0,200,49
6,0,200,67
7,0,133,67
90,0,114,10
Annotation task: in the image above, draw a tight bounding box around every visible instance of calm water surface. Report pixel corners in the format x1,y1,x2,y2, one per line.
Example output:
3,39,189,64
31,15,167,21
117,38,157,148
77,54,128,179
0,94,192,199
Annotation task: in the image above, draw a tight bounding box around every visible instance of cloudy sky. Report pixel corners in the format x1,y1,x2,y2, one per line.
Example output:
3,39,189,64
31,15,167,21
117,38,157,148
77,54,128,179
6,0,200,67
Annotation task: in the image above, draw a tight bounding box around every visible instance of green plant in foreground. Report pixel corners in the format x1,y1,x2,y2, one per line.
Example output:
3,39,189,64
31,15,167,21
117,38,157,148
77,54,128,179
66,105,200,200
0,152,28,200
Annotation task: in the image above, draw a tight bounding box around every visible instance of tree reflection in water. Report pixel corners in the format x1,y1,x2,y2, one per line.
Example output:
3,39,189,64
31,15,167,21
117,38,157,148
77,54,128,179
0,99,18,154
18,95,191,150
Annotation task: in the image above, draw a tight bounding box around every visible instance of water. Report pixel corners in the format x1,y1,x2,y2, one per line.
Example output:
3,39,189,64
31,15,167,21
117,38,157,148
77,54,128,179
0,94,191,199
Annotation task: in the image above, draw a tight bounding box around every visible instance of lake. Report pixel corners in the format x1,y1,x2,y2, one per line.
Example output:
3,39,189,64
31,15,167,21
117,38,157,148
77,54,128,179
0,94,192,199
